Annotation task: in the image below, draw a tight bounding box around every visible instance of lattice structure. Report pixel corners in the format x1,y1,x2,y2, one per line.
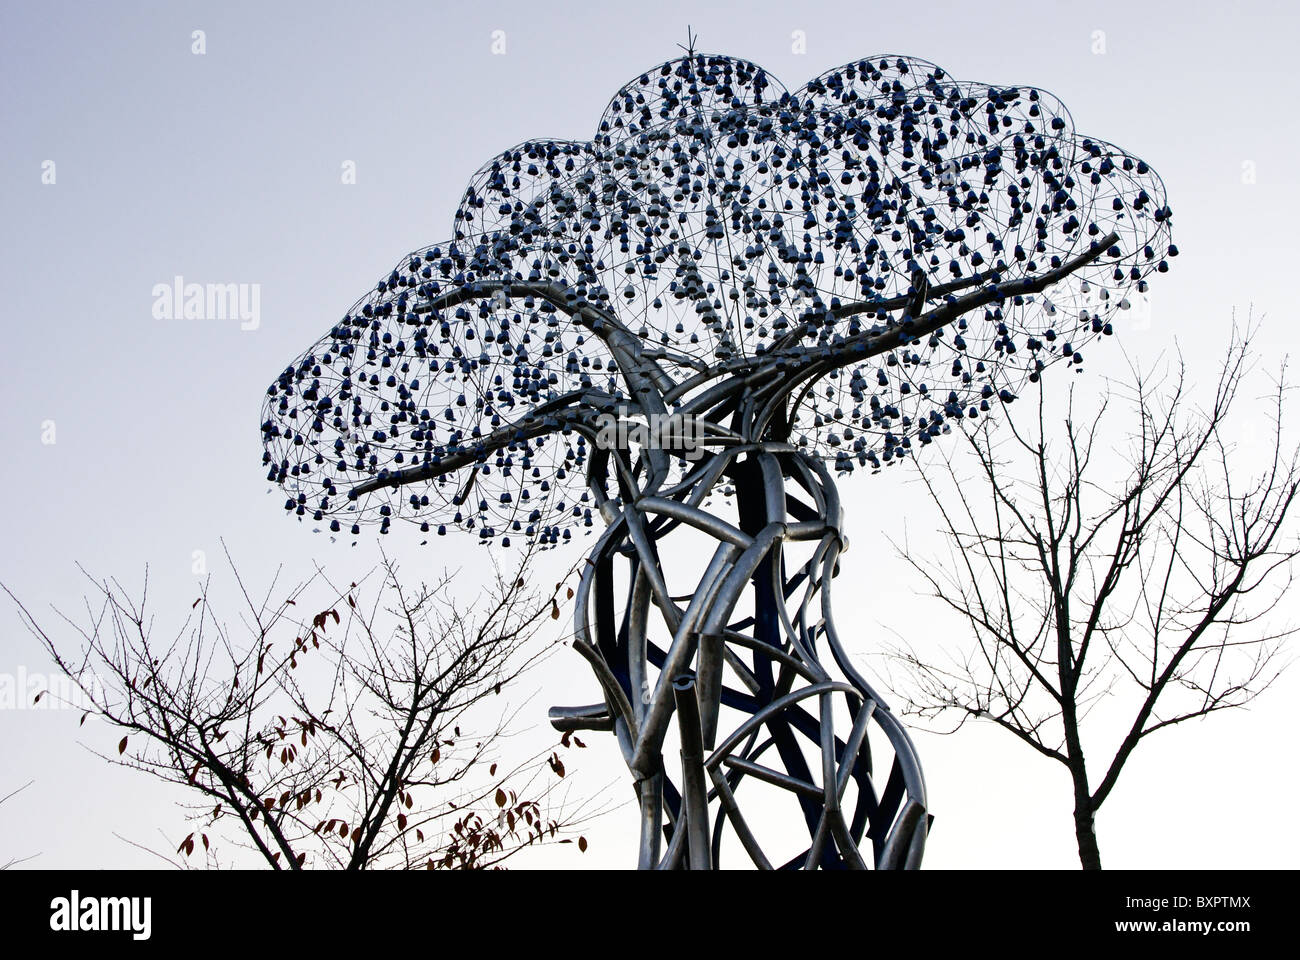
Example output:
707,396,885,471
260,52,1174,868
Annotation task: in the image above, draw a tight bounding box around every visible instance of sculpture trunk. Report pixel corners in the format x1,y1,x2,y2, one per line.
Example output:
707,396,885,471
552,440,928,869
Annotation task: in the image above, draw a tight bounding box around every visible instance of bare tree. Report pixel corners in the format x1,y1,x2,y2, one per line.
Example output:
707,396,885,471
889,324,1298,868
4,543,597,869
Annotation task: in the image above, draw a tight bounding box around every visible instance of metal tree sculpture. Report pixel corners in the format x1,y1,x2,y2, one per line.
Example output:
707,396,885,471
261,53,1174,869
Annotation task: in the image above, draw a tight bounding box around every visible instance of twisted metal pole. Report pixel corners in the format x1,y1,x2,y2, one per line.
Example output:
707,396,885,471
551,431,929,869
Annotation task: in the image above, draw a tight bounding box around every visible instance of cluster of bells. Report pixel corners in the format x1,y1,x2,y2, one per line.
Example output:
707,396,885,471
261,53,1174,547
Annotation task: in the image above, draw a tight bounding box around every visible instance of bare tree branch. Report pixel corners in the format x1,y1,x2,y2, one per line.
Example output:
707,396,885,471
3,542,609,869
888,317,1298,868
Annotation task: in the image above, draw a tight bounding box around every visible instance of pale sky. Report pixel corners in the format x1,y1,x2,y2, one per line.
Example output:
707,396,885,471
2,0,1298,869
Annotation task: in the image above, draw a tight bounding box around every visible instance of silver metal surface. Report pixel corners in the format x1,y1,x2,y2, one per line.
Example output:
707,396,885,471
555,433,934,868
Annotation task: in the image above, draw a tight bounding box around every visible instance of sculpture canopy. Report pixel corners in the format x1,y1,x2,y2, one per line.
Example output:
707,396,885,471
261,53,1174,546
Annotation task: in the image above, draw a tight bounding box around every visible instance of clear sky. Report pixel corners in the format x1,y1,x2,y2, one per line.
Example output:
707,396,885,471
2,0,1298,869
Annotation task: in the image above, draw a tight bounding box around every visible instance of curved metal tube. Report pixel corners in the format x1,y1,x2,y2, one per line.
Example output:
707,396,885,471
551,438,929,869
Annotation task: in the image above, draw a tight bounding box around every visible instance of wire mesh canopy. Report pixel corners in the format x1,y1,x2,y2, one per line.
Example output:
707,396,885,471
262,52,1173,546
